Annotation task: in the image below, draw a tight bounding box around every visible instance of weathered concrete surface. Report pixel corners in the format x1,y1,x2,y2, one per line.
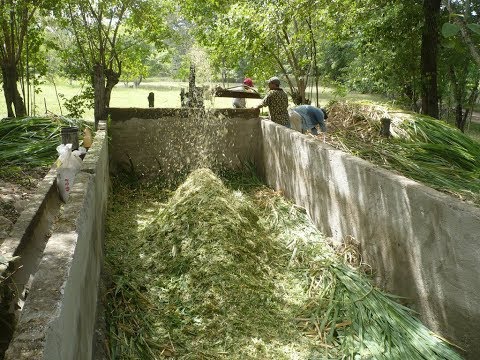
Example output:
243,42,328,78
0,167,61,299
0,167,62,358
0,168,57,263
4,127,108,360
108,108,263,178
260,120,480,358
8,110,474,358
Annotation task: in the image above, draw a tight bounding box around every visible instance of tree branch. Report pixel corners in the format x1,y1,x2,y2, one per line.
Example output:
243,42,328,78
445,0,480,68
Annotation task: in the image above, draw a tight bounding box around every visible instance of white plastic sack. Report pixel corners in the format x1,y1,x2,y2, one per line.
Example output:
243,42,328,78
72,146,87,158
288,109,304,133
56,144,83,202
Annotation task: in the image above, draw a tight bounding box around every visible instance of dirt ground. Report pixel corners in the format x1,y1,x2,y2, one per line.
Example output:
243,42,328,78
0,167,50,243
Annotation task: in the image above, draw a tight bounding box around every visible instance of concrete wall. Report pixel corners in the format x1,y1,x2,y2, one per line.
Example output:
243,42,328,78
0,168,61,297
4,125,109,360
104,108,480,357
108,108,263,179
260,120,480,357
0,165,62,357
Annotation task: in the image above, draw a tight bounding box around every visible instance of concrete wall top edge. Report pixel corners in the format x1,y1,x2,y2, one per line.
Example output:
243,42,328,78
81,129,107,175
107,107,260,121
265,121,480,213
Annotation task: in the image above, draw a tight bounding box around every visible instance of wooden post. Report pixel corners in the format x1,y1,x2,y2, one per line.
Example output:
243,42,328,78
186,63,204,108
188,63,196,103
148,92,154,107
380,118,391,137
180,88,187,107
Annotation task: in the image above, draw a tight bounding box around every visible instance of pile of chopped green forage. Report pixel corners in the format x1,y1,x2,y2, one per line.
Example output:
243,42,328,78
327,101,480,205
105,168,463,359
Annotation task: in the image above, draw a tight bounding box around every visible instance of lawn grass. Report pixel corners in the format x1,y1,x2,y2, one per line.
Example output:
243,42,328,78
0,78,387,121
0,78,478,143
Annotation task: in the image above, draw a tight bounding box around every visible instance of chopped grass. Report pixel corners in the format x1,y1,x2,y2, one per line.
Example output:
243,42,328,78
104,168,463,359
325,101,480,205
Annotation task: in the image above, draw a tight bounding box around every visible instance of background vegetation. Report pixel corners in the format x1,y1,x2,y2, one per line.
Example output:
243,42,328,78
0,0,478,130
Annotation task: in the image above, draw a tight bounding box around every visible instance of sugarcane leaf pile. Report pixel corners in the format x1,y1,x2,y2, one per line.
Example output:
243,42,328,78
0,116,88,168
326,101,480,205
105,168,463,359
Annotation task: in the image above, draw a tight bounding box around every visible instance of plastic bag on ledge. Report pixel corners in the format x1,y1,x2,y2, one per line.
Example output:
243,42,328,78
56,143,83,202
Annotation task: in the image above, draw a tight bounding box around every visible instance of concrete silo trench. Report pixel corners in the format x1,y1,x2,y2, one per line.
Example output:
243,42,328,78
1,109,479,359
102,168,462,359
0,167,62,358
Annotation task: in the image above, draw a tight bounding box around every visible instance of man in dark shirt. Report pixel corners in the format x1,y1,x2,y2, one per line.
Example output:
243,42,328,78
255,77,289,126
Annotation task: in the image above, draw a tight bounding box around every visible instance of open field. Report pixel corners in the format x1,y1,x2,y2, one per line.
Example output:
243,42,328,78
0,78,386,120
0,78,478,141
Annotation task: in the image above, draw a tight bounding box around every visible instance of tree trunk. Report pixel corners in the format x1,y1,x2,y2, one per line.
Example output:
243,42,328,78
105,68,120,109
298,78,307,104
2,65,15,118
449,65,466,131
290,78,309,105
461,79,479,132
1,62,26,118
420,0,440,119
93,63,106,127
134,74,143,88
455,103,464,131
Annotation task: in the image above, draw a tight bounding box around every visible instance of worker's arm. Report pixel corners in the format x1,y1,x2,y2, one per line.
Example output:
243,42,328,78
254,91,270,109
315,108,327,133
319,122,327,133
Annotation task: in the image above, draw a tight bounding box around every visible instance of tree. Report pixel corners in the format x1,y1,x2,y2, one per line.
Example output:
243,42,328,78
420,0,441,118
180,0,324,104
61,0,127,124
442,0,480,68
119,32,151,87
0,0,56,117
60,0,170,125
440,0,480,131
322,0,423,108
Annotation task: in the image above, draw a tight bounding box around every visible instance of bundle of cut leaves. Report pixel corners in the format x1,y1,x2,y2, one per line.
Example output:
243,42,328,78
0,116,88,167
105,169,463,359
326,101,480,204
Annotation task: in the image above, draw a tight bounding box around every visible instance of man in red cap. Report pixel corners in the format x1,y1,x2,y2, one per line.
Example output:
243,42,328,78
232,78,255,108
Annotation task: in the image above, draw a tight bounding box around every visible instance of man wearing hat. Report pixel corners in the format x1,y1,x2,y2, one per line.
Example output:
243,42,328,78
255,76,289,126
232,77,255,108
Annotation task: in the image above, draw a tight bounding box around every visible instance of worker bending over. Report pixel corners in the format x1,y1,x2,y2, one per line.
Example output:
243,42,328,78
289,105,327,137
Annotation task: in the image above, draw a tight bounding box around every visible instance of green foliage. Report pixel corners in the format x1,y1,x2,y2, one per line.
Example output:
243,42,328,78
467,23,480,35
1,0,476,124
442,23,461,38
342,0,423,97
59,86,94,119
0,116,88,167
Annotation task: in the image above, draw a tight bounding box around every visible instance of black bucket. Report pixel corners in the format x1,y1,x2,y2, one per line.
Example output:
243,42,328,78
61,126,79,150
